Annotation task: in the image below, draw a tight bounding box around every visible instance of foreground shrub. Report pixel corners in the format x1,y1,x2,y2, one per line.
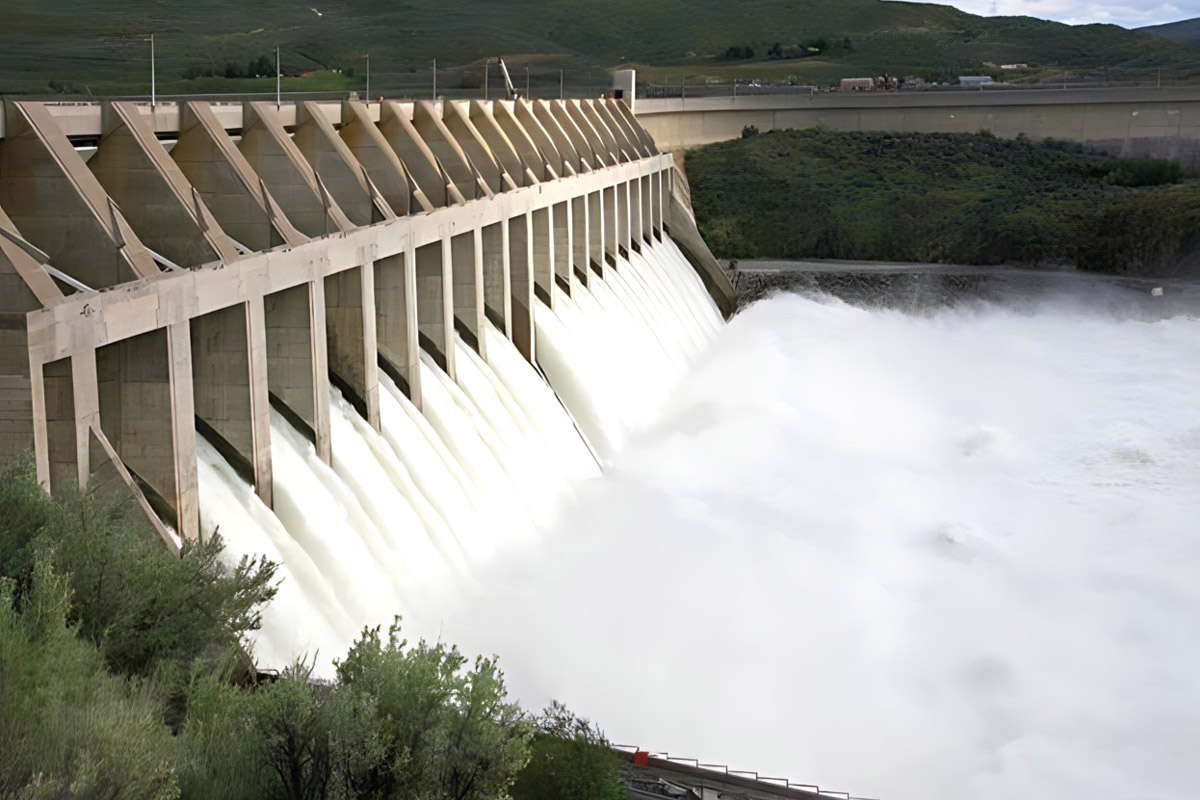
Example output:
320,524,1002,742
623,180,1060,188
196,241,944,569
511,701,624,800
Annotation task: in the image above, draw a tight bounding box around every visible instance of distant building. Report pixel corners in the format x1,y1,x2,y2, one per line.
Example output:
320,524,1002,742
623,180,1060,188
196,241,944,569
958,75,995,87
1000,64,1028,70
840,77,875,91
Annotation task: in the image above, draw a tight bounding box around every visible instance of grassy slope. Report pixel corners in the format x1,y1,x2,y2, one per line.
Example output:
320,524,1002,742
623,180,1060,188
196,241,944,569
1139,17,1200,45
686,129,1200,275
1,0,1199,95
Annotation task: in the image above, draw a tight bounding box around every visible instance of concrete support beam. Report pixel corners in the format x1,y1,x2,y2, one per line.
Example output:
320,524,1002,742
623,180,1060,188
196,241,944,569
593,100,646,160
339,101,418,215
492,102,555,183
96,324,199,542
531,206,553,305
515,102,567,177
324,263,380,431
617,181,632,256
548,102,597,170
416,240,456,379
652,169,664,238
481,221,509,337
172,101,306,252
444,102,505,193
451,229,485,357
0,100,159,290
239,102,353,238
508,213,534,361
552,201,572,292
374,250,421,407
640,175,654,243
531,101,581,175
603,185,618,265
294,101,394,227
587,190,605,276
608,99,659,155
40,357,76,497
264,282,331,464
467,101,527,188
89,102,239,268
379,102,464,208
629,179,644,250
414,102,490,201
245,298,273,507
573,101,623,165
571,195,589,287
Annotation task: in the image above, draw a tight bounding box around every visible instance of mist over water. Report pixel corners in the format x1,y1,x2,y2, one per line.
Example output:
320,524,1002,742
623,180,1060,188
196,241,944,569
199,246,1200,799
423,275,1200,800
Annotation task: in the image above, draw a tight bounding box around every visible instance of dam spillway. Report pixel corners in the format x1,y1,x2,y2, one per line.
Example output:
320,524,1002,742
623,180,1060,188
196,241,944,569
0,95,732,572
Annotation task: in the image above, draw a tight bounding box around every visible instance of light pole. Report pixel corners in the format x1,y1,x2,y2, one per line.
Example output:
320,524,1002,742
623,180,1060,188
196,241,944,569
432,58,437,100
149,33,156,110
484,59,489,101
276,47,281,108
525,66,530,98
365,53,370,101
559,68,564,99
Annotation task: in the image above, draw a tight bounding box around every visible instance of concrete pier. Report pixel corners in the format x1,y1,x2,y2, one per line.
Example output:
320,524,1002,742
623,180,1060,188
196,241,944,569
0,96,727,549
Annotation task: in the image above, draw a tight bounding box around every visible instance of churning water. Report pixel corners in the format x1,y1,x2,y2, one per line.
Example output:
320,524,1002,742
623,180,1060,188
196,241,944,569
200,251,1200,800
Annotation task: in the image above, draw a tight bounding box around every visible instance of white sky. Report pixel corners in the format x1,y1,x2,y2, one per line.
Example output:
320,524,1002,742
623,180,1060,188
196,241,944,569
901,1,1199,28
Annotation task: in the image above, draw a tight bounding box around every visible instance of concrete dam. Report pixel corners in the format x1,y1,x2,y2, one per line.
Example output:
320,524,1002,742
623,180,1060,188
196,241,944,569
0,96,734,584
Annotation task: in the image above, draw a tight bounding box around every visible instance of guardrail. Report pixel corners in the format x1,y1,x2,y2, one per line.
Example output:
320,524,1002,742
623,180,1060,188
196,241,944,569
613,743,880,800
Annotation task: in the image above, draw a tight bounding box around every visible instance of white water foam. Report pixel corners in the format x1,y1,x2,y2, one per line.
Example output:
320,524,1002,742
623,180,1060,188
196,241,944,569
427,283,1200,800
196,238,715,672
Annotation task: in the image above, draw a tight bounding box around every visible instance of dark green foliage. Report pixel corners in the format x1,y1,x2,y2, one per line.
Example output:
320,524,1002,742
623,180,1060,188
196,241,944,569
1104,158,1184,187
724,46,755,60
687,128,1200,275
511,702,624,800
0,455,278,683
0,557,180,799
742,125,760,139
334,620,531,800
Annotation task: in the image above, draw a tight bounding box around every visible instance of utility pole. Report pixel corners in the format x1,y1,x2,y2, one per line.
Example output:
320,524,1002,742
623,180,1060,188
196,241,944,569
276,47,281,108
432,58,437,101
526,66,530,98
149,33,156,110
485,60,489,101
365,53,370,101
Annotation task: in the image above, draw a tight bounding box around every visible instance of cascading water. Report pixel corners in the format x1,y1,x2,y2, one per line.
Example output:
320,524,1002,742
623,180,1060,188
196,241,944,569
197,237,722,671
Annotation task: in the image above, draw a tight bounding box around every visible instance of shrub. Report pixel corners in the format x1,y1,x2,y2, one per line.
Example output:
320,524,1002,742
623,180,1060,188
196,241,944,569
511,701,624,800
741,124,759,139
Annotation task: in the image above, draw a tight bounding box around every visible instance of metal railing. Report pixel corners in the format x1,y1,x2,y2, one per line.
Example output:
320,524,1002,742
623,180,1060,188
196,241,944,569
613,743,880,800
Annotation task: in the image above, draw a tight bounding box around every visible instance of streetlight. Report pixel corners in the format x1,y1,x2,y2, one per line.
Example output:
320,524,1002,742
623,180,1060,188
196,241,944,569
365,53,370,101
432,58,437,101
148,33,156,110
276,47,281,108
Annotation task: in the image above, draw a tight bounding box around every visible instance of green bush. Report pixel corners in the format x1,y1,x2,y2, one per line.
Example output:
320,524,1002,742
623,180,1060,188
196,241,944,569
0,455,278,684
511,702,624,800
686,129,1200,274
0,558,179,799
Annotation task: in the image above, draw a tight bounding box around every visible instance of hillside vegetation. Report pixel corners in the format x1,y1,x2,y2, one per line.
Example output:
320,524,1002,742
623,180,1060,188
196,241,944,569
1,0,1199,95
1140,17,1200,46
687,129,1200,276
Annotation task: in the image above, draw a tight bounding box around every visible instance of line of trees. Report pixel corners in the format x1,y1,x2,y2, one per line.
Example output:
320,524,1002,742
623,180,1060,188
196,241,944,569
687,128,1200,276
0,455,625,800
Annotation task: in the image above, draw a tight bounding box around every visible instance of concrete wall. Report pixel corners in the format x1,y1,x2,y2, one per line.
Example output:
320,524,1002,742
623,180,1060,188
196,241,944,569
636,88,1200,170
0,96,681,549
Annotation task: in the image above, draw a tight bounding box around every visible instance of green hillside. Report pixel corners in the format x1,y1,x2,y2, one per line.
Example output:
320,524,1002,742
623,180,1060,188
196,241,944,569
1,0,1199,96
1140,17,1200,46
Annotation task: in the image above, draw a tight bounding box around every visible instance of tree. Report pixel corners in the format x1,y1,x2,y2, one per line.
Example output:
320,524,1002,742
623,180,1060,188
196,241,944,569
334,620,531,800
0,557,180,799
511,702,624,800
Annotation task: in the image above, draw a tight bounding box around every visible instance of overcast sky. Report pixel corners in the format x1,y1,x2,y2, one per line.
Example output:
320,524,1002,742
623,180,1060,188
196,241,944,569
906,1,1198,28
